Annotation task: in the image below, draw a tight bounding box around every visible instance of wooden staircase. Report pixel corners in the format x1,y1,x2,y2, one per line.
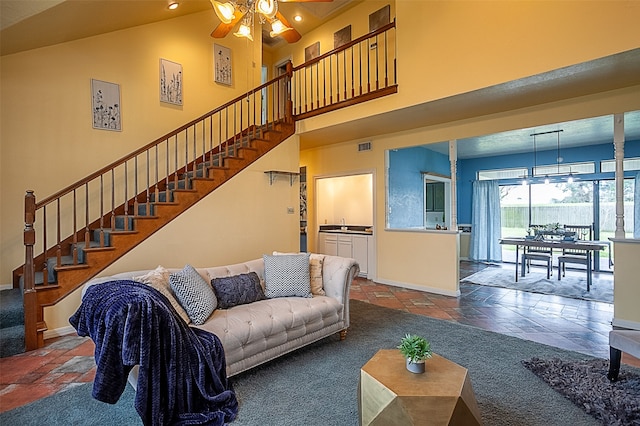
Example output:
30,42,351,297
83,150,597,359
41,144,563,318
13,21,399,352
15,85,295,348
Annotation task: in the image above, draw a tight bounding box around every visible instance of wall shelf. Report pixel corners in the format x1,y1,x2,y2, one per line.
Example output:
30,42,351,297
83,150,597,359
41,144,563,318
265,170,300,186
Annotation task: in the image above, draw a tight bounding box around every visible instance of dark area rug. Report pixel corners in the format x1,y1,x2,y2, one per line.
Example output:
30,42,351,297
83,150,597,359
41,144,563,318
523,358,640,425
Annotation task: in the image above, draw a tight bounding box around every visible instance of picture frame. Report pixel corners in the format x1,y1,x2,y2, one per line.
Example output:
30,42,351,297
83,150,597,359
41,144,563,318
214,44,232,86
369,4,390,32
334,25,352,50
91,79,121,131
304,41,320,62
160,58,183,106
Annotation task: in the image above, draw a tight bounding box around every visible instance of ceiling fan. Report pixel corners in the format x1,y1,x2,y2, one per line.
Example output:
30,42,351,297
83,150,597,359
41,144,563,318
210,0,332,43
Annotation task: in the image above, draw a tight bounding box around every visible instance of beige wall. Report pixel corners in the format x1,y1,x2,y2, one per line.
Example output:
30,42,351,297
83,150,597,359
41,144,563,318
0,11,262,285
316,174,373,226
296,0,640,134
612,240,640,328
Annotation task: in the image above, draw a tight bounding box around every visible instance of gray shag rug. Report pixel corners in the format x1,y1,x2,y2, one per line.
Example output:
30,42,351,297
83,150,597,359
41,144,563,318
523,358,640,425
3,300,637,425
462,266,613,303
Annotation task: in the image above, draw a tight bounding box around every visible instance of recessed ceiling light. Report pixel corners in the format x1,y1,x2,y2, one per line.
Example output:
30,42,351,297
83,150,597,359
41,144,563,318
294,15,302,22
168,2,179,10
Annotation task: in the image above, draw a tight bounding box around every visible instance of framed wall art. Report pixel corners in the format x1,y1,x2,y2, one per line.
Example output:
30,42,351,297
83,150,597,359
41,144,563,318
91,79,121,131
369,5,390,32
214,44,232,86
160,58,183,105
304,41,320,62
334,25,352,49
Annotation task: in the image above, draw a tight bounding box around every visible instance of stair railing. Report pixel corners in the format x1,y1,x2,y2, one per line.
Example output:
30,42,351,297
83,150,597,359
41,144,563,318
21,65,293,350
292,19,397,120
21,22,398,351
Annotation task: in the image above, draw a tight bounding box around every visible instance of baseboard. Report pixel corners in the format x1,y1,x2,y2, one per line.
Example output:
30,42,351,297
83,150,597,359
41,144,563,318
374,278,460,297
612,317,640,331
44,325,76,340
0,284,13,291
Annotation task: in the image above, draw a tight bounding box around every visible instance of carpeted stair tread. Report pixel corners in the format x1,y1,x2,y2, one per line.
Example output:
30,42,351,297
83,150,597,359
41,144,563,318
0,288,25,358
167,179,191,190
0,288,23,328
0,325,25,358
148,191,174,203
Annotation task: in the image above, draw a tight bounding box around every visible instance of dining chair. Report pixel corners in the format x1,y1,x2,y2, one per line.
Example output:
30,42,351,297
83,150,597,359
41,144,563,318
557,224,592,280
522,224,553,279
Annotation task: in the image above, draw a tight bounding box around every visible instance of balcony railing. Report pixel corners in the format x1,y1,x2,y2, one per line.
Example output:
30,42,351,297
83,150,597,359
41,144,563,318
292,20,397,120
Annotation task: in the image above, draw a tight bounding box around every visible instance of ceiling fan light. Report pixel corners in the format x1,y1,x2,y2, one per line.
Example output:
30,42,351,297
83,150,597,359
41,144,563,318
270,19,292,37
211,0,236,24
256,0,278,20
234,23,254,41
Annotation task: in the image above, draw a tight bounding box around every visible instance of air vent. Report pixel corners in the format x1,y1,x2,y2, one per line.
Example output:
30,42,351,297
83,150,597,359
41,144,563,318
358,141,372,152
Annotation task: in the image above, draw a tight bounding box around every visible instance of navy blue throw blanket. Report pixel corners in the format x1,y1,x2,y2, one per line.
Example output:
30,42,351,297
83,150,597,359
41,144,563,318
69,280,238,425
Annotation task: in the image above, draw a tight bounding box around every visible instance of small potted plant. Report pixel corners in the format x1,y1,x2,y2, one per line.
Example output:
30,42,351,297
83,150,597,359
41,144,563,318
398,333,432,374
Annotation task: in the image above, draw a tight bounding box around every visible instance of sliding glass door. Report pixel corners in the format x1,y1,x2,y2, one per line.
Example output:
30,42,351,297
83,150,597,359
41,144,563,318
499,181,596,266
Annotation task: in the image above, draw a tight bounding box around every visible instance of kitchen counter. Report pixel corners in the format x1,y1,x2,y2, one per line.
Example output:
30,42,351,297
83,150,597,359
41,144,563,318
319,225,373,235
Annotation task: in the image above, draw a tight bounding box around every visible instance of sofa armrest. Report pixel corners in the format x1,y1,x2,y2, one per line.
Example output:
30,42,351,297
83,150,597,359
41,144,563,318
321,254,359,328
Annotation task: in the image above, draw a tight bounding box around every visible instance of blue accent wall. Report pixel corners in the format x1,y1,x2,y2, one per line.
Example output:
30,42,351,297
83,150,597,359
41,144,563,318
388,146,449,228
456,139,640,224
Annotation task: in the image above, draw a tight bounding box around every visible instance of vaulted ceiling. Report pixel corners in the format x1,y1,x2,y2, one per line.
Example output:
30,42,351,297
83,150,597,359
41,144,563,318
2,1,639,158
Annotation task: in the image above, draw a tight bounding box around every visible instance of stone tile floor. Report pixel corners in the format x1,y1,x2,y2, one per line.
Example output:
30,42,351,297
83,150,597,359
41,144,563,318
1,261,638,414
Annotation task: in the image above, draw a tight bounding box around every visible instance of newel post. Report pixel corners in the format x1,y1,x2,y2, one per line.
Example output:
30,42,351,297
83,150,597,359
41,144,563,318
24,190,39,351
285,61,294,124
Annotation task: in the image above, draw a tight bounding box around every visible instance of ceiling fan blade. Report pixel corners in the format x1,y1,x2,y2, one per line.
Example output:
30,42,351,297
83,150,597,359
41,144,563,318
275,11,302,43
210,10,244,38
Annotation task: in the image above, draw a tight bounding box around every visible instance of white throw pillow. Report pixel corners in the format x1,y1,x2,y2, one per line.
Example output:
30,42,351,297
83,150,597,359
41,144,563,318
263,253,312,298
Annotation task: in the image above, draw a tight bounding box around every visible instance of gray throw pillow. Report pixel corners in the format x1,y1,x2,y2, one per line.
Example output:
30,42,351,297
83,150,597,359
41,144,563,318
263,253,311,298
169,264,217,325
211,272,265,309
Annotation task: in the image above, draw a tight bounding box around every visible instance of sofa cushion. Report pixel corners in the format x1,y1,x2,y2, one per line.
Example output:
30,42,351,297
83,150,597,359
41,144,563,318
263,253,311,298
211,272,265,309
273,252,325,296
170,264,217,325
194,296,344,368
133,265,191,324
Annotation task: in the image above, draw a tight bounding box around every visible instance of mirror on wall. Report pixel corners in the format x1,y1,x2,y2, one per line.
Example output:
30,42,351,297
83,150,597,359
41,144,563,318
387,142,451,230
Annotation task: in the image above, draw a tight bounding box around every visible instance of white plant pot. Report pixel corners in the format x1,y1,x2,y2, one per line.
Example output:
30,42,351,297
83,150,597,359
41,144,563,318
405,358,425,374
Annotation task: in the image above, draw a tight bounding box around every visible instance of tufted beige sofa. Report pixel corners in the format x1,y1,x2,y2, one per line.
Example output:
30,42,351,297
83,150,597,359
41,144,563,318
82,253,359,386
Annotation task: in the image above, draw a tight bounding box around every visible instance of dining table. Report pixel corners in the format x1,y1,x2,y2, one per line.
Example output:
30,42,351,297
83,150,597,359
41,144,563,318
499,237,609,292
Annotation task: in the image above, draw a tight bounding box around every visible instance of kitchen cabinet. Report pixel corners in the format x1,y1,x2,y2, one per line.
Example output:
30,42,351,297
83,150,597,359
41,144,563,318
318,233,337,256
352,235,368,276
319,232,372,277
338,235,352,258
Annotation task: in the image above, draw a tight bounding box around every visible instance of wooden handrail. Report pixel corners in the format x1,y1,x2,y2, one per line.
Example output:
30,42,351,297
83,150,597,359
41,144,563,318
291,20,396,72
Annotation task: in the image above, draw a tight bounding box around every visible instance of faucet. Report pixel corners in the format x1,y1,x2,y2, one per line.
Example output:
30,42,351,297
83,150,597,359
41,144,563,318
340,218,347,231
